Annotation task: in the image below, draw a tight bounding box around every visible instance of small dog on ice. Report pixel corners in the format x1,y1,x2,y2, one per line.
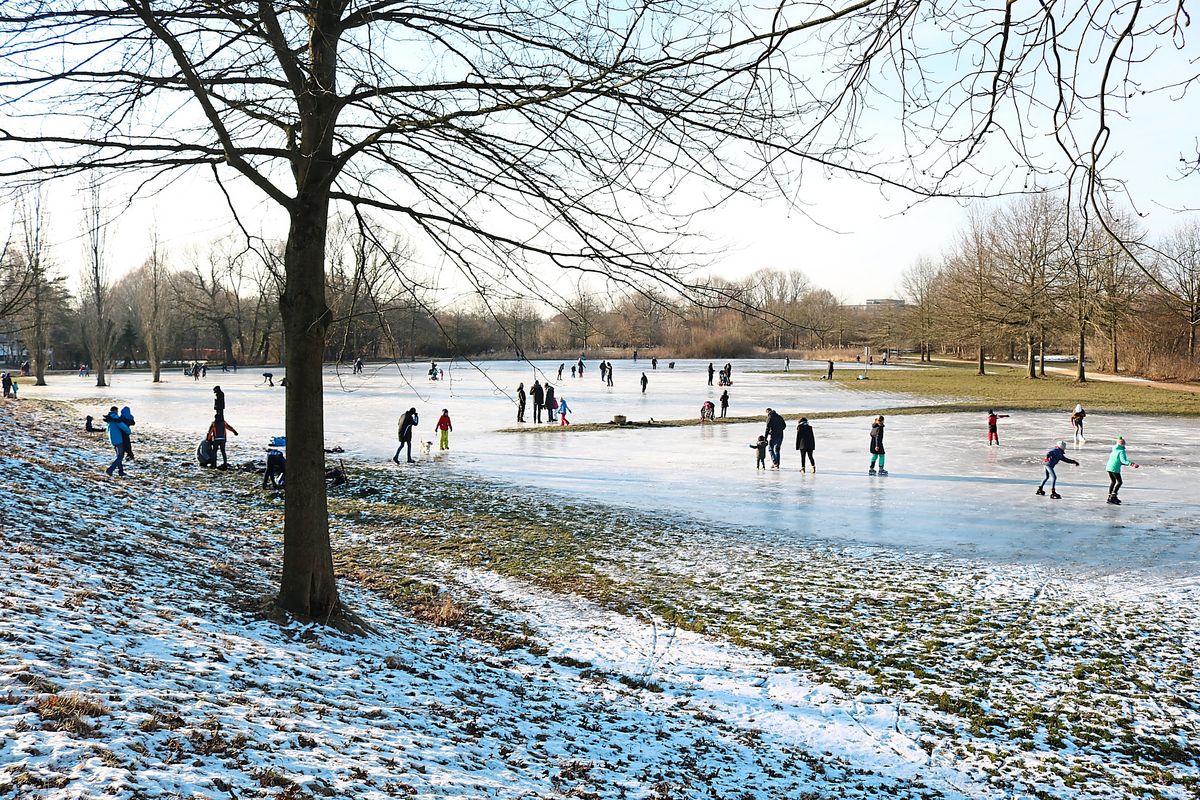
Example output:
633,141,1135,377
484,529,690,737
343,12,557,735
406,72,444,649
419,441,434,456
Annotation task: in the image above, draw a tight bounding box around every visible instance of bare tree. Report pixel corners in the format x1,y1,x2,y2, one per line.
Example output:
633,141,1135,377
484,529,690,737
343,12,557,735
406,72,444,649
79,182,115,387
3,1,1192,619
901,258,940,362
1156,222,1200,359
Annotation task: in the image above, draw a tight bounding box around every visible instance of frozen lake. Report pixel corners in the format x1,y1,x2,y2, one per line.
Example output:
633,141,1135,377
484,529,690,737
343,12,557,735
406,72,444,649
30,357,1200,574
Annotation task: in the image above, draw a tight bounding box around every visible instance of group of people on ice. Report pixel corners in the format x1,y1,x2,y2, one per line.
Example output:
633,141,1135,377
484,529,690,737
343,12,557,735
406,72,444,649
515,381,573,426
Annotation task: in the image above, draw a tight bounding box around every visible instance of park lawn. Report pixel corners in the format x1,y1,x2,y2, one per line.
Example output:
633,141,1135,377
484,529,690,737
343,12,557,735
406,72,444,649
787,360,1200,416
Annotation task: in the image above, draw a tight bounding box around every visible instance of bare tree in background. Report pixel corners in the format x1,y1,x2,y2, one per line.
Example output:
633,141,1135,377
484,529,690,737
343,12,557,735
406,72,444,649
901,259,940,363
136,231,169,382
2,1,1195,619
79,183,115,388
1156,222,1200,359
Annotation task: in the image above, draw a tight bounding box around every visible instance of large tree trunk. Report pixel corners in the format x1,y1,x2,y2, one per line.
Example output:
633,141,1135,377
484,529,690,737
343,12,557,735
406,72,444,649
146,327,161,383
977,339,985,375
1026,331,1036,378
1076,325,1086,382
1038,331,1046,377
32,283,47,386
277,198,338,619
1110,320,1119,373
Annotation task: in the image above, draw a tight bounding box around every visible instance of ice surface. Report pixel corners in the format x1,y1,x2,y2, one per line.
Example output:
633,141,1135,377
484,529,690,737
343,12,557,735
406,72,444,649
29,357,1200,573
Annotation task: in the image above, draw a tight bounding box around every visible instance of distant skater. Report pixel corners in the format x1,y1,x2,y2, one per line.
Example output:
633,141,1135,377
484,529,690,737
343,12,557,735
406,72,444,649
826,360,834,380
640,372,648,394
516,383,527,423
103,406,130,477
557,363,564,381
558,397,571,426
571,364,577,378
394,407,419,463
719,390,729,418
545,383,557,422
436,408,453,450
262,372,274,387
750,435,768,469
606,364,613,387
784,356,790,372
986,410,1010,446
531,380,545,423
764,408,786,469
795,416,816,473
868,415,888,475
1071,404,1087,444
1105,437,1139,505
707,362,715,386
213,385,225,414
1037,440,1079,499
652,357,658,370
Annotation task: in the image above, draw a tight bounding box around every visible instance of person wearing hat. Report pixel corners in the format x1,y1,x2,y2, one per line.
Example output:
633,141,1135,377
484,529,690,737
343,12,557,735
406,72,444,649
1105,437,1140,505
1037,440,1079,499
868,415,887,475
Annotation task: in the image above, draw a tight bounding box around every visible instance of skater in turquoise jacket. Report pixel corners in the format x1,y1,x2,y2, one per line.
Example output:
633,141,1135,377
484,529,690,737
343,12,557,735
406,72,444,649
1105,438,1139,505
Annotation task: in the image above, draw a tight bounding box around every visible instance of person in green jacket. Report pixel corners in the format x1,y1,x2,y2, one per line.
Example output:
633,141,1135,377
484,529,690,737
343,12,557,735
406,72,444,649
1105,437,1140,505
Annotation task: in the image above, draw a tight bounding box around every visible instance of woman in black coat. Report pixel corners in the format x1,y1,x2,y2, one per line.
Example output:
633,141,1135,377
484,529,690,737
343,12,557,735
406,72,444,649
794,417,816,473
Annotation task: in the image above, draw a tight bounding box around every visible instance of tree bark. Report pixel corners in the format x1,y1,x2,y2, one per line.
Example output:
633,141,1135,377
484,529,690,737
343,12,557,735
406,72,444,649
1038,331,1046,377
977,340,985,375
1076,325,1086,382
1026,331,1036,378
277,198,338,619
1110,321,1119,373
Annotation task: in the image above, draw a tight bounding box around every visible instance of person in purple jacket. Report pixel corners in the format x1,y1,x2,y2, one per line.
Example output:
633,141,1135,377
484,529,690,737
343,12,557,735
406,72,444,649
1036,440,1079,499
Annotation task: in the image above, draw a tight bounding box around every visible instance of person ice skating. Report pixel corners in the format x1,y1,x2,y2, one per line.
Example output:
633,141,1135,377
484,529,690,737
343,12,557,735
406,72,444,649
544,383,557,422
436,408,453,450
213,385,225,414
750,435,768,469
868,415,888,475
795,417,816,473
719,390,729,418
986,410,1010,446
640,372,648,393
785,356,791,372
606,364,613,387
557,363,564,381
516,383,527,423
1036,440,1079,498
103,406,130,477
1071,404,1087,443
558,396,571,426
393,407,419,463
632,349,638,361
1105,437,1140,505
571,364,577,378
826,360,834,380
262,372,274,387
531,380,545,423
707,362,715,386
206,414,239,468
764,408,787,469
354,356,363,374
119,406,137,460
577,357,585,376
599,361,607,383
700,400,715,421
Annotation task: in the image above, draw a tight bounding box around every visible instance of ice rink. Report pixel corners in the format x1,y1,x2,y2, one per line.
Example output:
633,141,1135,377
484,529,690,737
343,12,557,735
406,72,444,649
32,357,1200,573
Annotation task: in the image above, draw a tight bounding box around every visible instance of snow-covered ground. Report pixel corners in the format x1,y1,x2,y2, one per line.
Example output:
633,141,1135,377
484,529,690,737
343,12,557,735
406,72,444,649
6,361,1200,798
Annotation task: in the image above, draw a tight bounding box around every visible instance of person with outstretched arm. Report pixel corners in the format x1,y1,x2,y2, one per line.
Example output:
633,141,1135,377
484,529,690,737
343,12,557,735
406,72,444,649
206,414,239,468
1037,440,1079,499
986,410,1010,446
1105,437,1140,505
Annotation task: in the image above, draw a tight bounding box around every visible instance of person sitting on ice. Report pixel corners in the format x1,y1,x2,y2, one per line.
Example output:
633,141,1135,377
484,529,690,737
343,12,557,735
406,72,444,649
1037,440,1079,499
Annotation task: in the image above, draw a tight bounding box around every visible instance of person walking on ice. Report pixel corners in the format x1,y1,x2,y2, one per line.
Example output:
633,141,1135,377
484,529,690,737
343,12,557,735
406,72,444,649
1071,404,1087,444
868,415,888,475
986,410,1010,446
1037,440,1079,499
719,389,729,418
640,372,648,393
558,396,571,426
1105,437,1139,505
531,380,545,423
750,435,768,469
394,407,419,463
795,416,816,473
435,408,453,450
764,408,786,469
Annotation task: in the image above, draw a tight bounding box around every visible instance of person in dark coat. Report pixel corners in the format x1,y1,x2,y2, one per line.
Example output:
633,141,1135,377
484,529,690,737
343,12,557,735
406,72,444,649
826,360,834,380
544,383,557,422
119,406,137,460
795,417,816,472
764,408,786,469
719,390,729,418
708,362,715,386
213,385,225,414
531,380,545,423
640,372,648,393
868,415,887,475
516,383,527,423
206,414,239,468
394,407,419,463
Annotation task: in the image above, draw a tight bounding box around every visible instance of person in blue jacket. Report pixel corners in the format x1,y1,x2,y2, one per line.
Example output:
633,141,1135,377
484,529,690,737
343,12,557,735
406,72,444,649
1036,440,1079,499
103,406,131,477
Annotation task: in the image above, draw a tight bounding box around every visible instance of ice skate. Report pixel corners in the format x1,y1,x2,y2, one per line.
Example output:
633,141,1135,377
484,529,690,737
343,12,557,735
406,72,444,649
878,469,889,476
811,466,816,474
1035,488,1045,496
868,468,877,475
1107,495,1122,505
1050,492,1062,499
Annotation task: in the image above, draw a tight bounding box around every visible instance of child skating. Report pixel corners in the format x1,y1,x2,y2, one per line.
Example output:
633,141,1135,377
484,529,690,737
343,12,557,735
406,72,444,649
986,410,1010,445
1105,437,1140,505
1070,404,1087,444
1037,440,1079,499
558,396,571,426
868,415,887,475
750,435,767,469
